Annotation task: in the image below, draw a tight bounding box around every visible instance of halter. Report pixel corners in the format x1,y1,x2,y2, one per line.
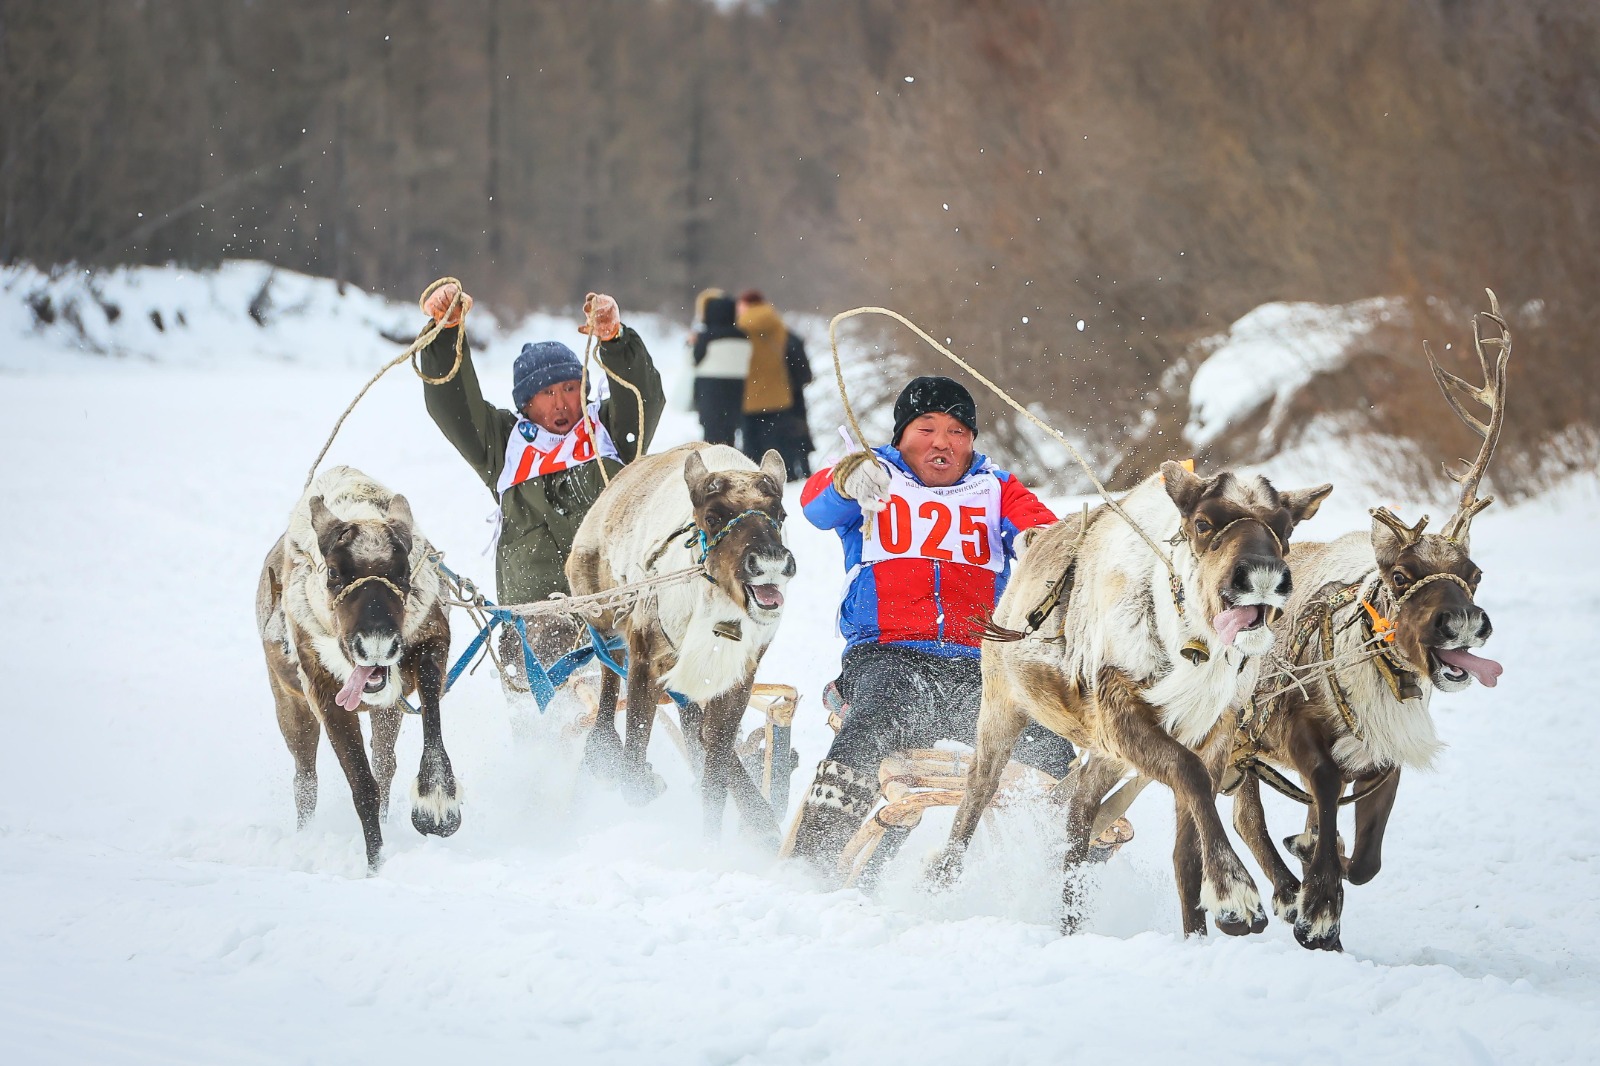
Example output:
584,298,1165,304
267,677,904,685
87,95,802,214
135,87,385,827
687,509,784,583
332,573,409,606
1195,515,1285,556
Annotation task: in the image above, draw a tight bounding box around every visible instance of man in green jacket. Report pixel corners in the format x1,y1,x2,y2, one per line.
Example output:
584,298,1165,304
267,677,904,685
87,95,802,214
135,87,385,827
417,282,665,678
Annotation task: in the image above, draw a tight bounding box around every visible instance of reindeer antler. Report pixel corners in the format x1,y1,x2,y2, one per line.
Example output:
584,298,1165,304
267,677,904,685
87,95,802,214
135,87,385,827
1424,288,1511,544
1371,506,1429,548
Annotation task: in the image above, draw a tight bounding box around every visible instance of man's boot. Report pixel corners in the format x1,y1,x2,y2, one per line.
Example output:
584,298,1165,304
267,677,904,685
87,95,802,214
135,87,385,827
789,759,878,886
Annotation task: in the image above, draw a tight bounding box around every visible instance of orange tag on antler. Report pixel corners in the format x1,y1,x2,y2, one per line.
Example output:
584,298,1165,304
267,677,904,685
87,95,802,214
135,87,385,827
1361,599,1397,643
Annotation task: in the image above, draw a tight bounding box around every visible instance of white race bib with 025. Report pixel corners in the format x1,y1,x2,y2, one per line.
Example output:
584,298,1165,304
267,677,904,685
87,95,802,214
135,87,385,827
860,464,1005,573
495,405,620,498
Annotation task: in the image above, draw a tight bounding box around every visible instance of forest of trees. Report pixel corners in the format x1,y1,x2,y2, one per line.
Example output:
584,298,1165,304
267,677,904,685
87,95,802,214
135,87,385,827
4,0,1596,487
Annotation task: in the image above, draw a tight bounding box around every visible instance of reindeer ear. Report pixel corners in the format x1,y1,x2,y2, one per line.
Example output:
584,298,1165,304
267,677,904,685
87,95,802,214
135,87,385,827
1281,483,1333,528
385,493,414,529
1161,460,1207,515
683,449,711,502
759,449,786,489
309,496,342,545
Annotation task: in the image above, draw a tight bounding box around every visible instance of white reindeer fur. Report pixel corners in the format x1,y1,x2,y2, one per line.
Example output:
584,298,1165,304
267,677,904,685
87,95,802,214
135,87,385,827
1020,474,1280,748
272,465,442,710
575,445,785,705
1281,531,1445,774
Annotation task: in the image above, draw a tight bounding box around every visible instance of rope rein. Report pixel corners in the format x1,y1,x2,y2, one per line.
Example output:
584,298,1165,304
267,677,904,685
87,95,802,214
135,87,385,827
578,299,650,487
304,277,468,490
827,306,1187,608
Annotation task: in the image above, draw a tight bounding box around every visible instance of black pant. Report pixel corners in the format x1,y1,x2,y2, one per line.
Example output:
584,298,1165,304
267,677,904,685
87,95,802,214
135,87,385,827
694,378,744,446
830,643,1077,778
742,409,812,481
791,643,1076,880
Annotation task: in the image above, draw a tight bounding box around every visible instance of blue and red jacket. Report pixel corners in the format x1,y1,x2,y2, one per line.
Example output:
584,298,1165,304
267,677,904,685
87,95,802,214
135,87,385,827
802,445,1056,658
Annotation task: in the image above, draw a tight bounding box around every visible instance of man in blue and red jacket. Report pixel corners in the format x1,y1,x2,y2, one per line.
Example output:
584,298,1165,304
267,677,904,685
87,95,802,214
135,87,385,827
790,376,1077,880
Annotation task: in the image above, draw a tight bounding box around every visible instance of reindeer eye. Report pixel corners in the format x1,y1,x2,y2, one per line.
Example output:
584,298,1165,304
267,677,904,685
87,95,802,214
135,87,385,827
1194,518,1213,535
1391,569,1411,589
326,567,340,583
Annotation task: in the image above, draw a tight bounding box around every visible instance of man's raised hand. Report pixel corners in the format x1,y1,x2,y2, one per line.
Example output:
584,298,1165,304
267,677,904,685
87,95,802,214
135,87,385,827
423,282,472,327
578,292,622,341
832,451,891,515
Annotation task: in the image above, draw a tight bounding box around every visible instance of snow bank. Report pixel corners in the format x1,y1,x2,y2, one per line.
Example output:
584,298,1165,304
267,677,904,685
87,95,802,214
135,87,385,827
1184,297,1405,449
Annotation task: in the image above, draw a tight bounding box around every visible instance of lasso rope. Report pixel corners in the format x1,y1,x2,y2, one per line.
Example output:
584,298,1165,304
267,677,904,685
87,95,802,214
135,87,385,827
827,306,1184,591
303,277,468,490
578,298,650,486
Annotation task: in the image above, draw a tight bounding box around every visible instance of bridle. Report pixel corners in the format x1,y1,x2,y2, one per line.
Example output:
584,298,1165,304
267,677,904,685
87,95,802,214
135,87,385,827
687,508,785,582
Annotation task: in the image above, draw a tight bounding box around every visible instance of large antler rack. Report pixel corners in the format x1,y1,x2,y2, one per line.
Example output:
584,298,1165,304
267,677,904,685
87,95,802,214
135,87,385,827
1424,288,1512,545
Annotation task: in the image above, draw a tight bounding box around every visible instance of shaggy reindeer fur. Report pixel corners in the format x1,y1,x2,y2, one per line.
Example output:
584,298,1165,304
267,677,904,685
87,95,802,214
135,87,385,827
256,465,459,872
567,442,794,842
932,462,1330,936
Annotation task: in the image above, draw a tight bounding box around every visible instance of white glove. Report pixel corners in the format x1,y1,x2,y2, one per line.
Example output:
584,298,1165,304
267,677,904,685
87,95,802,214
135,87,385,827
834,452,891,515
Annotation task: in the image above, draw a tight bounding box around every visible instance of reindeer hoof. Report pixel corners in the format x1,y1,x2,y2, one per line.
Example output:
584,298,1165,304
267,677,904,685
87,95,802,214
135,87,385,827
620,765,666,806
1204,878,1267,936
583,728,625,780
410,777,462,838
1272,889,1301,924
925,847,965,889
1292,885,1344,951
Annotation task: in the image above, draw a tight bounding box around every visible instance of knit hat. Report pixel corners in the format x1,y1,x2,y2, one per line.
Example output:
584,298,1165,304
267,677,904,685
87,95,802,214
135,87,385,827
512,341,584,411
891,376,978,445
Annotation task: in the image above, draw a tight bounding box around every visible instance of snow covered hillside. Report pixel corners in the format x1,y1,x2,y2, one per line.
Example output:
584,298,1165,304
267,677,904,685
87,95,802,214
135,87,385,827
3,264,1599,1063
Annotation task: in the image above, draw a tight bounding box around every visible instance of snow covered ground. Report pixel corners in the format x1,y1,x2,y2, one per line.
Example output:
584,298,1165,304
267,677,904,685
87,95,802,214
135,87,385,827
3,265,1599,1063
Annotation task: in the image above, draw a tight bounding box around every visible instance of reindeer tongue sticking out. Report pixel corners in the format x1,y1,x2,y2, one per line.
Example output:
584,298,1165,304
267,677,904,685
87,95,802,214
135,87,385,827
1433,647,1503,688
1211,605,1264,647
336,665,379,711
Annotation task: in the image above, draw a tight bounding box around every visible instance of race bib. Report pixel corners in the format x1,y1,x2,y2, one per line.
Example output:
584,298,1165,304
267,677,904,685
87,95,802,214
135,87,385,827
859,464,1004,573
495,406,620,498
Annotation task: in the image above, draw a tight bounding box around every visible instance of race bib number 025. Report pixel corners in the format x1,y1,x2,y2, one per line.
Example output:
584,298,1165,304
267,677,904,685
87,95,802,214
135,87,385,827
860,467,1004,573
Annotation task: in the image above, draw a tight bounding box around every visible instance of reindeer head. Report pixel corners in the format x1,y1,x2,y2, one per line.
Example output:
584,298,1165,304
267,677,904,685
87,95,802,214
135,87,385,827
1163,462,1333,657
1365,289,1512,693
684,448,795,624
310,494,415,706
1369,508,1496,693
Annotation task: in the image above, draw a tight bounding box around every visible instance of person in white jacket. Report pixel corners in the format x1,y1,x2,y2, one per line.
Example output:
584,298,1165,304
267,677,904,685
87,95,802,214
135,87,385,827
691,293,751,446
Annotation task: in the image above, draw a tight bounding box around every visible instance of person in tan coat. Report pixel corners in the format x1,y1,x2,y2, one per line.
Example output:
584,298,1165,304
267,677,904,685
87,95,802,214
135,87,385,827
736,289,814,480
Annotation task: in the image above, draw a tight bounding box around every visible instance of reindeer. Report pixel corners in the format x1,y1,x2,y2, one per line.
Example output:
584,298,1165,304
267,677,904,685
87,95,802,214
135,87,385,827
1226,291,1509,951
256,466,460,873
566,443,795,843
931,463,1332,936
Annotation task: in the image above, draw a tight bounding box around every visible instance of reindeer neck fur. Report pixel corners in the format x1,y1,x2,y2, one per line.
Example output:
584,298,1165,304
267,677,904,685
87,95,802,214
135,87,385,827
1061,476,1263,748
1294,532,1444,773
279,466,441,701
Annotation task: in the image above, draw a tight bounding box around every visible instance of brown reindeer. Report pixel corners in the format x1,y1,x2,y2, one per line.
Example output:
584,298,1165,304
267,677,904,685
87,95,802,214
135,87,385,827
256,466,459,873
1226,291,1509,951
931,462,1332,936
566,443,795,843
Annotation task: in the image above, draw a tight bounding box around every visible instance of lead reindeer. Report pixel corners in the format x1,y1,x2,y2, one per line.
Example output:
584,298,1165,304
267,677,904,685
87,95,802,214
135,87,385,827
566,442,794,843
1226,290,1509,951
931,462,1332,936
257,466,461,873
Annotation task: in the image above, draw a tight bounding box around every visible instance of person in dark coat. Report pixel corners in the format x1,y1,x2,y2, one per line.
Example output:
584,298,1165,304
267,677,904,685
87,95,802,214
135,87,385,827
735,289,814,481
691,295,750,446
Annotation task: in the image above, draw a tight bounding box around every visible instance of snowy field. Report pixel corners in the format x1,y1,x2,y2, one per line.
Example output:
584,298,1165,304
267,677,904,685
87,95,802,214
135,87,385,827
3,266,1599,1063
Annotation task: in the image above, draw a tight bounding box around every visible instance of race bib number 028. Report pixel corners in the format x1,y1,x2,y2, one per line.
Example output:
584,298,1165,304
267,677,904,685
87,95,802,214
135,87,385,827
860,467,1005,573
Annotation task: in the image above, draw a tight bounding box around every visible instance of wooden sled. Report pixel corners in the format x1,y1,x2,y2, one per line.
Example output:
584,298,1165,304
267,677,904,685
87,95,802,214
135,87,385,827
566,677,801,818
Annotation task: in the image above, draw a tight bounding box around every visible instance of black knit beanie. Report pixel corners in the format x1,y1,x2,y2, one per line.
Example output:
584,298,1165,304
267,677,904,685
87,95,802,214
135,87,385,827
891,376,978,445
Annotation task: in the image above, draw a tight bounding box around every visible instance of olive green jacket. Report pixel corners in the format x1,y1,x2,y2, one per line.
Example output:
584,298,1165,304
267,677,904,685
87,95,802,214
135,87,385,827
419,323,665,603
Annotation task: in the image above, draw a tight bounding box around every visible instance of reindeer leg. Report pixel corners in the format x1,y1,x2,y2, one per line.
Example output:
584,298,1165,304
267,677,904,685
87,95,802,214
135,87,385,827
926,694,1028,888
700,680,779,847
317,698,385,874
369,704,402,822
1233,772,1301,924
583,667,625,779
1056,755,1126,933
1347,767,1402,886
410,629,461,838
619,629,663,806
1279,721,1344,951
1098,667,1266,937
269,663,320,830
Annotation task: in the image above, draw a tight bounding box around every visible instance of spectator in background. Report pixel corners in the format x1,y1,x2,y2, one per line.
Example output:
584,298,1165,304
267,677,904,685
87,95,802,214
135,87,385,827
736,289,814,481
691,293,751,446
